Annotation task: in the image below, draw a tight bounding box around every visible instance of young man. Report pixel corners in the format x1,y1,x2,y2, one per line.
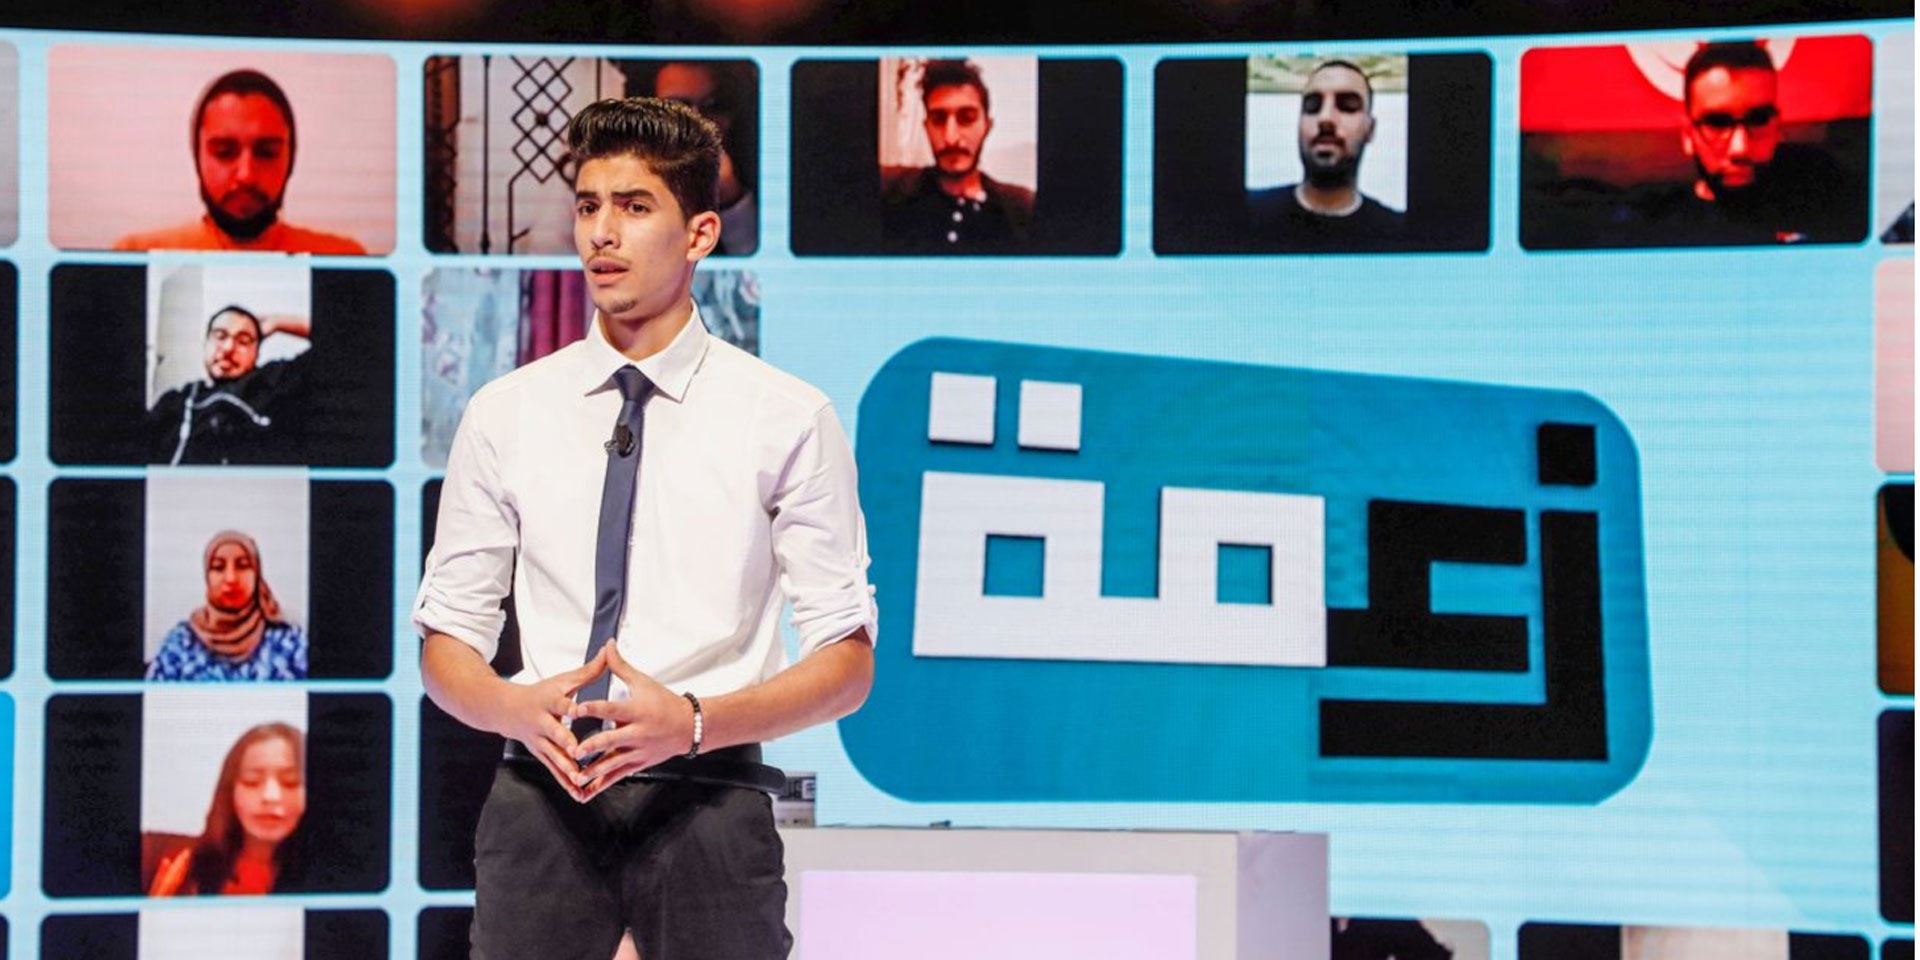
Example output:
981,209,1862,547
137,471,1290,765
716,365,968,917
1679,41,1783,205
880,58,1035,248
1246,59,1405,246
146,305,312,466
114,69,367,254
415,98,876,960
1605,41,1859,246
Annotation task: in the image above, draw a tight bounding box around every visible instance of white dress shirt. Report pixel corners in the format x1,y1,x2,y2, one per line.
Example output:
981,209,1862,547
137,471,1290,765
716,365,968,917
413,306,877,700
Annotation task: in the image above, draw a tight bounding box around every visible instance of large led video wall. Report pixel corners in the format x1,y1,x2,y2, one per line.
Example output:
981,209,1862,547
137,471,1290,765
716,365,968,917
0,16,1907,960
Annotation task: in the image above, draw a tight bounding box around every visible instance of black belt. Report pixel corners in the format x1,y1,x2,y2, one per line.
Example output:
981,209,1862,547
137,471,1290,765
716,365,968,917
503,740,786,795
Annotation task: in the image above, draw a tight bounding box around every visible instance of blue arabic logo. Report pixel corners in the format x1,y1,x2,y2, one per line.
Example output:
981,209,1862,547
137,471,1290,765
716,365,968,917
841,339,1651,803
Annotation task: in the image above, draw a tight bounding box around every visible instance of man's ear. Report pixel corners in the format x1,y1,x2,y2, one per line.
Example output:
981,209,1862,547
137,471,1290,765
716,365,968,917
685,209,722,262
1680,126,1696,158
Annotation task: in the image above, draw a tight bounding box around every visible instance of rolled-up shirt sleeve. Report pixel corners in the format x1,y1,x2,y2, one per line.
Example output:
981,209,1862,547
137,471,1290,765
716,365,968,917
771,403,879,659
412,398,517,662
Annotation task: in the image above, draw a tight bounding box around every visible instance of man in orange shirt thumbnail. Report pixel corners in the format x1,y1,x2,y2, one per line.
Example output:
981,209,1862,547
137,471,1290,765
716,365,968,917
115,69,366,254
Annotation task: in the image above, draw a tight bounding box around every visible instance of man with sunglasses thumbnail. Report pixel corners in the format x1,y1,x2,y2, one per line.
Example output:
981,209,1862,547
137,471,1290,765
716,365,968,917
1619,41,1859,246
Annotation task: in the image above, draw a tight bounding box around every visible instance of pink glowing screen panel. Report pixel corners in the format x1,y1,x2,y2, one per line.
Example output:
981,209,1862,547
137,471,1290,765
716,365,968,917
797,869,1199,960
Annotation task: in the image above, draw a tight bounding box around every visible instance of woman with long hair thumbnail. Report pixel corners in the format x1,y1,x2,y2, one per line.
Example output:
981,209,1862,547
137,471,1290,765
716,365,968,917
147,722,308,896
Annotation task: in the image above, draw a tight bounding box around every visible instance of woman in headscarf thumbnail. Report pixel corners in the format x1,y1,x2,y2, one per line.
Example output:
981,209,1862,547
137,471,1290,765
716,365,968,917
147,530,308,680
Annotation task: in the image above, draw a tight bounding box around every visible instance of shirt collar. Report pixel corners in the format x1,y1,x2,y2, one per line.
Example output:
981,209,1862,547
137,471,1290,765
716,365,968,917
581,302,710,403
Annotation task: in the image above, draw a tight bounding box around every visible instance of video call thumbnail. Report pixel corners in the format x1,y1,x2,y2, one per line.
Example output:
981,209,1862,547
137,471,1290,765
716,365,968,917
1878,33,1912,244
421,268,758,466
44,476,393,680
1331,917,1488,959
1154,53,1491,254
43,690,392,898
418,479,520,678
46,46,396,255
417,694,502,891
1518,923,1868,959
0,262,17,464
42,908,386,958
0,478,15,680
791,57,1122,255
1877,259,1913,473
1881,485,1914,696
1520,35,1872,250
0,42,16,249
48,264,394,467
417,479,515,891
418,907,472,960
423,56,760,256
1883,709,1913,924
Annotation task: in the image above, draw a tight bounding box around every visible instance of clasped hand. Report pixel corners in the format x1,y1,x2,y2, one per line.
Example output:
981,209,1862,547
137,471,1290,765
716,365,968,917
496,643,695,804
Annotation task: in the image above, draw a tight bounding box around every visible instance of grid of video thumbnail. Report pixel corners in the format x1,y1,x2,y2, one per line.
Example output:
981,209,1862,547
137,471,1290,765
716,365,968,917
0,20,1903,960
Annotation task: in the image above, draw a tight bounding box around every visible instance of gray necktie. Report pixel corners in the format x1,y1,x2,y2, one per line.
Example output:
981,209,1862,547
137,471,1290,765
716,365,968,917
573,365,651,742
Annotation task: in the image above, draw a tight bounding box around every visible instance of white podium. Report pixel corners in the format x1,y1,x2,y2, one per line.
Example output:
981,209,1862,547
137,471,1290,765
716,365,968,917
781,828,1328,960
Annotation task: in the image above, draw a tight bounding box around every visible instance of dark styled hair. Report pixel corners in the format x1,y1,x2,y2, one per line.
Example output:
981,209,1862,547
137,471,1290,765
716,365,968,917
186,722,306,896
1309,59,1375,112
564,97,722,218
1683,42,1776,110
192,70,297,163
205,304,263,339
919,59,991,114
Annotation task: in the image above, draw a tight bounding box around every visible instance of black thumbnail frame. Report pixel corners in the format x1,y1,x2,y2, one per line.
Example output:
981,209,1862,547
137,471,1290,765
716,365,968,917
790,58,1124,256
1153,53,1493,254
41,910,387,958
42,693,393,898
47,265,395,467
45,478,393,680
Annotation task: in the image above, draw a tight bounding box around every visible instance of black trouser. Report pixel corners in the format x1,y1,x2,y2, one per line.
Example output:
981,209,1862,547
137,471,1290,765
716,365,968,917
471,756,791,960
